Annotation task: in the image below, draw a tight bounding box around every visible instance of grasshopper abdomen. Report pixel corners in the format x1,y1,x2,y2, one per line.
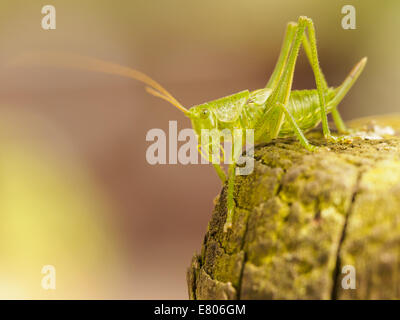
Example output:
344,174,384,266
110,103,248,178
278,88,336,136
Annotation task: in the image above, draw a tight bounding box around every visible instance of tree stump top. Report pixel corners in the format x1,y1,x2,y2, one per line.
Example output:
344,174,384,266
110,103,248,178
188,115,400,300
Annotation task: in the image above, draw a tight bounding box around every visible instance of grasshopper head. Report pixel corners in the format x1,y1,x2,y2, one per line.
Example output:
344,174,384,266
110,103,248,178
187,103,217,136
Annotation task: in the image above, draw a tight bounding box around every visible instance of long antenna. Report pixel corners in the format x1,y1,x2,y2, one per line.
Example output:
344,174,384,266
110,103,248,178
7,51,188,113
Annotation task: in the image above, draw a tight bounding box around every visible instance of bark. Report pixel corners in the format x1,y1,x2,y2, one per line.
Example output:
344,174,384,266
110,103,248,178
187,115,400,299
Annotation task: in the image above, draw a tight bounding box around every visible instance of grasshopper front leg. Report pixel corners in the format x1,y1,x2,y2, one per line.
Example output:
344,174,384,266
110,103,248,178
198,142,227,182
199,137,238,232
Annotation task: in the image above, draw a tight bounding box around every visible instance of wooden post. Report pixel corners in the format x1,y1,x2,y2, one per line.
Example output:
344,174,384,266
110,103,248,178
188,115,400,299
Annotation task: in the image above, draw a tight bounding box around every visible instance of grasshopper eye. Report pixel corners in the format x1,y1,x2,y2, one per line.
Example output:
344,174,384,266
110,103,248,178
201,109,209,118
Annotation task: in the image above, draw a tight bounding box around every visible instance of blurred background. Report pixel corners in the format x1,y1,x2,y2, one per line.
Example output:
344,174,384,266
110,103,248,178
0,0,398,299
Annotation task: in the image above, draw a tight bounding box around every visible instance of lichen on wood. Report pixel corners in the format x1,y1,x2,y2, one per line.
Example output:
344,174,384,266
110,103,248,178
187,115,400,300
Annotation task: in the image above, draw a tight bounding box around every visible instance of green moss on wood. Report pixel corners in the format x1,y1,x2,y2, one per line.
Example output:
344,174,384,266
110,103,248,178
188,115,400,300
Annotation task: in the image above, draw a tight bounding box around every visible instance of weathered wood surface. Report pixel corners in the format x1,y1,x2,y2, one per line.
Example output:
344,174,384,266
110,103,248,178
188,115,400,299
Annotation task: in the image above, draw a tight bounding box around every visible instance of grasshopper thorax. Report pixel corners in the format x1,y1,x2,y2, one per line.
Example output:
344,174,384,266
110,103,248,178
187,90,250,137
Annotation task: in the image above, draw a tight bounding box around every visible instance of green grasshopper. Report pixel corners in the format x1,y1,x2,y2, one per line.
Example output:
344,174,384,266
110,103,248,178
10,16,366,232
187,16,366,231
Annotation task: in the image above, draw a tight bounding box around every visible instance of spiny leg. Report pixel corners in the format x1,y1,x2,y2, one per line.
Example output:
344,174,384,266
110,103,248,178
266,22,297,91
225,18,364,231
274,16,342,140
213,163,226,182
224,128,247,232
199,138,234,232
198,143,226,182
199,134,240,232
301,33,328,91
330,108,347,133
327,57,368,131
278,103,316,151
301,17,334,140
302,33,347,133
255,16,309,144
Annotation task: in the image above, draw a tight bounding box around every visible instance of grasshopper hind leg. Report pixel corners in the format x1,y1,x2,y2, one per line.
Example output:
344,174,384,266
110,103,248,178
266,21,297,90
328,57,368,133
256,17,317,149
